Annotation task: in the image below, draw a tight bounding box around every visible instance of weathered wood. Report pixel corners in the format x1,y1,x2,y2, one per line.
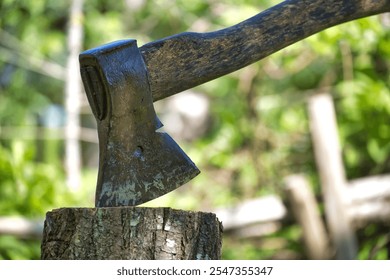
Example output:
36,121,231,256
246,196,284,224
214,196,287,230
308,93,358,259
284,174,330,259
0,217,43,239
226,222,284,239
348,175,390,203
64,0,83,190
41,207,222,260
350,200,390,227
347,175,390,227
213,196,287,238
140,0,390,101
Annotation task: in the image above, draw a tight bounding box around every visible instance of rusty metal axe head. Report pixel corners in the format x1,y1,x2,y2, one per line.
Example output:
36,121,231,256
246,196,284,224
79,39,199,207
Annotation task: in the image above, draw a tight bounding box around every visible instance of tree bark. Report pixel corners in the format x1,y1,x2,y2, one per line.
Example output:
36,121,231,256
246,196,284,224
41,207,222,260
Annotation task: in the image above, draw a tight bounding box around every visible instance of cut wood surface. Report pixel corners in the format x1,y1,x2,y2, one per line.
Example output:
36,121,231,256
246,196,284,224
41,207,222,260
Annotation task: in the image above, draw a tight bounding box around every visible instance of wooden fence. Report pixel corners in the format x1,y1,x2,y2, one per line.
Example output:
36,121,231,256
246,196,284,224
1,93,389,259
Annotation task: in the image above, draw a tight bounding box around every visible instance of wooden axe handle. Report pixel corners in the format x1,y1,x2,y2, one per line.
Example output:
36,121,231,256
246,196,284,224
139,0,390,101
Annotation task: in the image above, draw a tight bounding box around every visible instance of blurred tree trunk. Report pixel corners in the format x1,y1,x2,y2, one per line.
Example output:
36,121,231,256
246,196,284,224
65,0,84,190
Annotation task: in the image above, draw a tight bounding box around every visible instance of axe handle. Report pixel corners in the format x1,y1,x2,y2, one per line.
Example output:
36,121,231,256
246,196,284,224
140,0,390,101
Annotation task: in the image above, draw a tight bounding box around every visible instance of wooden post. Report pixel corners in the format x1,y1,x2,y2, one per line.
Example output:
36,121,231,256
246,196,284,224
64,0,83,190
284,174,330,259
307,93,358,259
41,207,222,260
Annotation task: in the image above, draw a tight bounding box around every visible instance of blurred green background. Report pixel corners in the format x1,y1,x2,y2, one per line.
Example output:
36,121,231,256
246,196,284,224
0,0,390,259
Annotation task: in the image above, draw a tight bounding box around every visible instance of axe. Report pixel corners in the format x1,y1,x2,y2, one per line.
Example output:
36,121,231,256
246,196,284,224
79,0,390,207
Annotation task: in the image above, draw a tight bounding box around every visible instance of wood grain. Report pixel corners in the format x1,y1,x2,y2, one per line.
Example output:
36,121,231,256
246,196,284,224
139,0,390,101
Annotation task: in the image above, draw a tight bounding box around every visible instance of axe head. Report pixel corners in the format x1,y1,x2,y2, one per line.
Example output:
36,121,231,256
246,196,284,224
79,39,200,207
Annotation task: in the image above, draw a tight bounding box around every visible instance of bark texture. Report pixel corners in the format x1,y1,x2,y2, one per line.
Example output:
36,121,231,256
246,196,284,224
41,207,222,260
140,0,390,101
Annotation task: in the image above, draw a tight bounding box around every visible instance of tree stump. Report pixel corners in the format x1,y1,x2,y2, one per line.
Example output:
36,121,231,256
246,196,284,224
41,207,223,260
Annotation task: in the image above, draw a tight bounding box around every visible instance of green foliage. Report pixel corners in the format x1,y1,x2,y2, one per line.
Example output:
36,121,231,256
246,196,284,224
0,140,71,217
0,140,73,260
223,225,304,260
0,236,40,260
357,224,390,260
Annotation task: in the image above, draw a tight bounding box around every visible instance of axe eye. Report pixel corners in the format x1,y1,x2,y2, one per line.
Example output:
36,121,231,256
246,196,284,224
81,66,107,121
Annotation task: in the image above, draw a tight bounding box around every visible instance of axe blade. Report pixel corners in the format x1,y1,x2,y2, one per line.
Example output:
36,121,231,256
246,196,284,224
79,39,200,207
97,130,200,207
